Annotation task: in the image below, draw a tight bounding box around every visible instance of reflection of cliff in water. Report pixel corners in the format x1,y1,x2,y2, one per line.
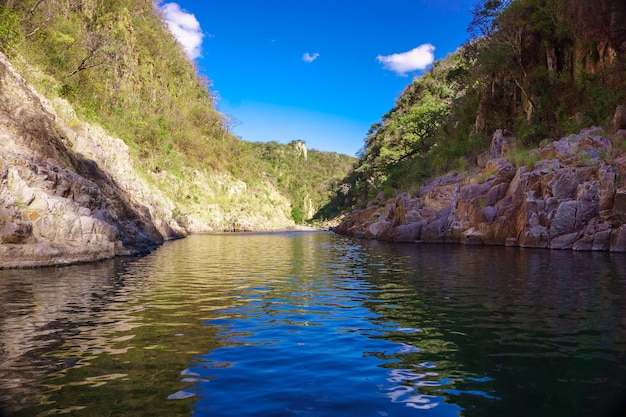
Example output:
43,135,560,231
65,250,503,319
0,258,141,412
1,234,625,417
354,241,626,417
0,232,330,416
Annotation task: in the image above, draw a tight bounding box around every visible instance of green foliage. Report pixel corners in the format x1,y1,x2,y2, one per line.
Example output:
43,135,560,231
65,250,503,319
348,57,465,201
0,5,21,50
4,0,354,225
505,147,538,169
321,0,626,218
291,206,304,225
6,0,624,223
468,0,511,37
6,0,233,171
320,51,487,213
246,141,355,222
467,0,625,144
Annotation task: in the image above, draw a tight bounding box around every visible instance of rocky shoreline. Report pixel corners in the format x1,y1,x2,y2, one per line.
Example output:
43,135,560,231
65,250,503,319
0,52,294,269
335,127,626,252
3,39,626,269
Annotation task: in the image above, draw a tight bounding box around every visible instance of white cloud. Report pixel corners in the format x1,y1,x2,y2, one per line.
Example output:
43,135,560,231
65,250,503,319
158,2,204,59
376,44,435,76
302,52,320,63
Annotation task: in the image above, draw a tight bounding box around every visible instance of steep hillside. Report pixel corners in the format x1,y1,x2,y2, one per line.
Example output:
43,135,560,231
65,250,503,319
0,0,354,222
329,0,626,251
0,51,184,267
0,0,354,267
321,0,626,216
243,140,355,224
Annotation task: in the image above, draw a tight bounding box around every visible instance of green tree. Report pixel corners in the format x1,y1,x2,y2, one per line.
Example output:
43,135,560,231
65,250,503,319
0,4,21,49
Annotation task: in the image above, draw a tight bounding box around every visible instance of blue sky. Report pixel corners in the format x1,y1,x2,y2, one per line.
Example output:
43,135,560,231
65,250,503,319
158,0,477,156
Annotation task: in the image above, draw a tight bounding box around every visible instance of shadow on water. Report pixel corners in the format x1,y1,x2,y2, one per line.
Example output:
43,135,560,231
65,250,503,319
0,233,625,417
0,258,135,414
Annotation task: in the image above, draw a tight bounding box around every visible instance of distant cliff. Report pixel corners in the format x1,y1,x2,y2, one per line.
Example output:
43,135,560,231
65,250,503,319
336,127,626,251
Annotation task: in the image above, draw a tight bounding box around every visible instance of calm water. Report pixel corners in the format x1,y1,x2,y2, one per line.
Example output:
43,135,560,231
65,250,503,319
1,232,625,417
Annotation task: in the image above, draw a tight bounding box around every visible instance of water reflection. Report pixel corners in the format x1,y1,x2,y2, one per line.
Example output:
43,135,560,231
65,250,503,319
356,241,626,417
0,259,142,413
0,233,625,417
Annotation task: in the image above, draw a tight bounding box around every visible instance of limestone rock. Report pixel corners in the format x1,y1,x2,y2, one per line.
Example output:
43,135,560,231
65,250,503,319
2,48,299,269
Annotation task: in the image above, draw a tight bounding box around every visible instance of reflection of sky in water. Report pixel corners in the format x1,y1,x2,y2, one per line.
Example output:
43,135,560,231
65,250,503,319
382,369,463,413
2,233,625,417
170,262,497,417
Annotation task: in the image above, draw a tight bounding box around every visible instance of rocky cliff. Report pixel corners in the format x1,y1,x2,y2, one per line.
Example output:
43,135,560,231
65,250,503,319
0,52,293,268
336,127,626,252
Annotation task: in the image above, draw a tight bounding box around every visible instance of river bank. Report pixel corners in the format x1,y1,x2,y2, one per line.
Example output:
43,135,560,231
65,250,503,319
335,127,626,252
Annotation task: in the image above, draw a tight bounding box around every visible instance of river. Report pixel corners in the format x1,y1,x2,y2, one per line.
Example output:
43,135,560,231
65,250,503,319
1,231,625,416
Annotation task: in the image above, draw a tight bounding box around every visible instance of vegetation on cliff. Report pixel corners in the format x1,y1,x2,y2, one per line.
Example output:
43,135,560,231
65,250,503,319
242,140,355,224
320,0,626,217
0,0,354,226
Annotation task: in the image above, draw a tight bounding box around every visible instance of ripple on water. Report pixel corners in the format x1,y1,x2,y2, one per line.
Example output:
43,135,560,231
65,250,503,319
1,233,625,417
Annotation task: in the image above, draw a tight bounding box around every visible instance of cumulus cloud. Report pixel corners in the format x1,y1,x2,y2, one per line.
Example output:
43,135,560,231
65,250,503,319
376,44,435,76
302,52,320,63
159,2,204,59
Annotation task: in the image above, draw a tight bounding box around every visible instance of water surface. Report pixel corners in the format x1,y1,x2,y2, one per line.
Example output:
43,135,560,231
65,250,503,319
1,232,625,416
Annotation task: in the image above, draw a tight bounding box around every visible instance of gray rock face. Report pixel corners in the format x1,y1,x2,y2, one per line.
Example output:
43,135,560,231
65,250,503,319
1,50,298,268
0,52,186,268
336,126,626,252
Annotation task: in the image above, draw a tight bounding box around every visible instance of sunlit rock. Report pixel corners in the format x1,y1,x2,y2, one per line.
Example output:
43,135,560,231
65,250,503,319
336,127,626,252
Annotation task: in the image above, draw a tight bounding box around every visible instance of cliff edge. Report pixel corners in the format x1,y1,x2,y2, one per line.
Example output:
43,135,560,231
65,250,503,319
0,50,300,268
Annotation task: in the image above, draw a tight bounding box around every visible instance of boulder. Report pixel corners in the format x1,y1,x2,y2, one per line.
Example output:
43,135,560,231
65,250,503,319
490,129,516,156
420,207,452,243
550,200,577,238
610,224,626,252
460,228,484,245
550,232,578,249
395,221,425,242
422,177,461,211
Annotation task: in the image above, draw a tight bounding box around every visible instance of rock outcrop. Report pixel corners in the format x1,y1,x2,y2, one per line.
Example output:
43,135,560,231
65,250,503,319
0,52,189,267
336,127,626,252
0,52,293,268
